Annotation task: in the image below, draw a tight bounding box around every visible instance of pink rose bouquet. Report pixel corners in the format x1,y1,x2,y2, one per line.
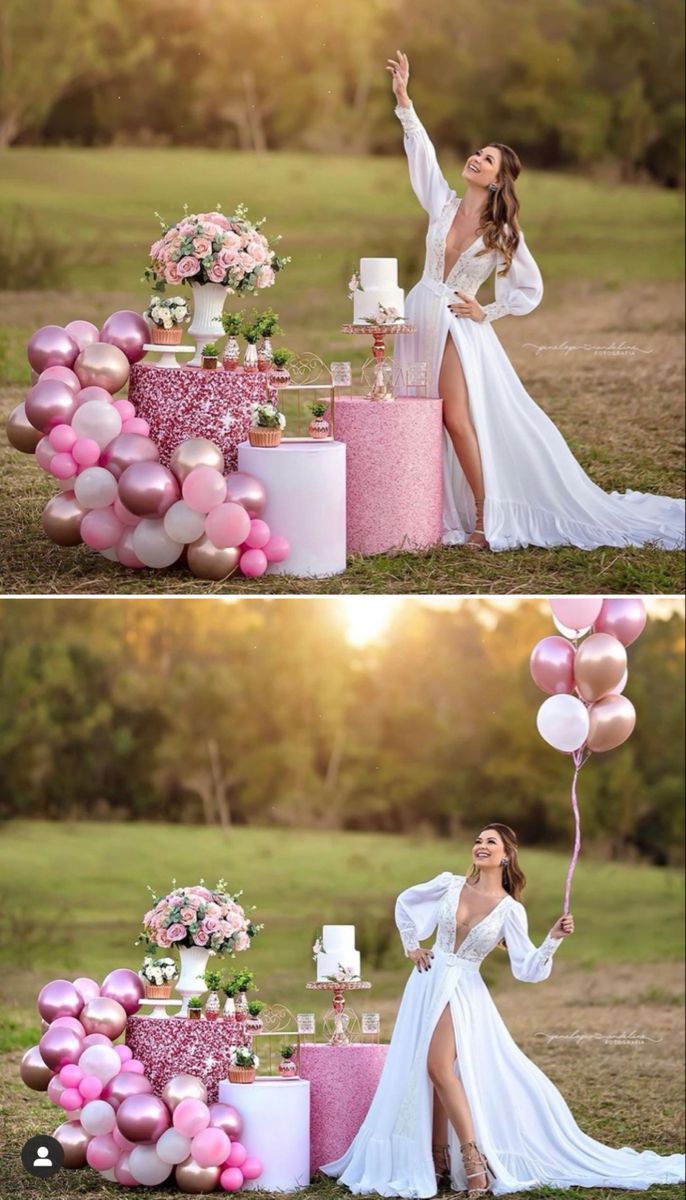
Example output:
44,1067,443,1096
138,878,263,955
144,203,290,296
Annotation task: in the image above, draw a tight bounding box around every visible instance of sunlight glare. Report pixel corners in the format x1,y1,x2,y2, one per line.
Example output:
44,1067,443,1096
341,597,397,646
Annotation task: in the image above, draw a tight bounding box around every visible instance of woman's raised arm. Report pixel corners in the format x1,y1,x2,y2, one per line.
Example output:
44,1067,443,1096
387,50,456,220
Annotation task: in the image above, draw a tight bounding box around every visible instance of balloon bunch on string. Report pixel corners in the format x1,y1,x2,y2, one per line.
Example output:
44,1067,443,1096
5,314,290,580
530,597,647,915
20,970,263,1192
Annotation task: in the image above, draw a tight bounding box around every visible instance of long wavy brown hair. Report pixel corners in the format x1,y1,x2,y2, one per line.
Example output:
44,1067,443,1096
465,821,525,949
471,144,523,276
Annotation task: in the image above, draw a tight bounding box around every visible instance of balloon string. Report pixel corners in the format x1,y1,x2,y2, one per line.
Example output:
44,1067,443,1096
563,749,590,915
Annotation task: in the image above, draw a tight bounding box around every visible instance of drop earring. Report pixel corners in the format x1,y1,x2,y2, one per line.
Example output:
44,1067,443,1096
489,182,498,192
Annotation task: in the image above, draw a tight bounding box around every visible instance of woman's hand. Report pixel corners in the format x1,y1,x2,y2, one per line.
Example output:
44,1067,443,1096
387,50,410,104
448,291,486,322
408,947,434,972
550,913,575,939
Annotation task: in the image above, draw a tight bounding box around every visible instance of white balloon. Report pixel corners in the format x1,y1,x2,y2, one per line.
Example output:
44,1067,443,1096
552,614,592,640
100,1168,117,1181
156,1128,192,1165
163,500,205,545
81,1099,116,1136
78,1044,121,1084
74,466,118,510
71,401,122,449
100,546,119,561
128,1144,173,1186
537,694,590,753
132,518,183,569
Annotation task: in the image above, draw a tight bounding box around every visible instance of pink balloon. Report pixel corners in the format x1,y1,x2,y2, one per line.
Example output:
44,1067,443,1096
39,365,80,393
117,1093,171,1143
205,501,251,549
100,310,149,365
173,1097,211,1138
105,1071,152,1110
112,1127,137,1152
72,437,102,467
192,1127,231,1168
240,547,268,577
35,436,55,471
220,1166,245,1191
112,398,135,420
82,1033,113,1048
79,1074,104,1101
550,598,603,632
75,385,114,407
529,636,576,695
182,465,227,514
208,1103,242,1140
81,507,125,551
224,471,267,516
38,979,84,1023
113,494,142,527
87,1133,120,1171
121,417,150,436
118,462,180,518
117,528,145,568
59,1087,83,1112
594,598,647,647
50,1016,86,1036
114,1152,138,1186
244,518,271,550
225,1140,247,1168
25,379,77,432
121,1058,145,1074
115,1044,134,1063
49,423,77,452
59,1064,84,1088
264,534,290,563
47,1076,65,1105
102,433,159,479
241,1156,263,1181
27,325,79,373
49,451,78,480
65,319,101,350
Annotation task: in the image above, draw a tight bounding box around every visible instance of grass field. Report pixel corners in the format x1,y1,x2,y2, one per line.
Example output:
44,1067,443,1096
0,148,684,595
0,822,684,1198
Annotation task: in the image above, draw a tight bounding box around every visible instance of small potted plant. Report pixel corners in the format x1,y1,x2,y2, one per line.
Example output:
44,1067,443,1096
270,347,293,387
144,295,190,344
139,956,178,1000
228,1045,259,1084
222,976,238,1019
220,312,243,371
201,342,219,370
249,402,286,448
241,317,262,372
308,400,330,440
234,970,257,1021
246,999,264,1034
204,969,223,1020
188,997,204,1021
256,308,283,371
278,1044,298,1079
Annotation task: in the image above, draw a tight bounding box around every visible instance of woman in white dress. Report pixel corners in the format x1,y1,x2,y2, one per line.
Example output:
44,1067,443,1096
320,822,685,1197
387,51,685,553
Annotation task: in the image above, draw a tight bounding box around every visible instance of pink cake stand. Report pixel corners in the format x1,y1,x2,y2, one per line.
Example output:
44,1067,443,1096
341,323,416,402
306,980,372,1046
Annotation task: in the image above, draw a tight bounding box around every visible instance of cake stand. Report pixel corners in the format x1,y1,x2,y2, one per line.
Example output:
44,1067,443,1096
306,980,371,1046
341,322,416,402
142,343,196,370
139,997,183,1019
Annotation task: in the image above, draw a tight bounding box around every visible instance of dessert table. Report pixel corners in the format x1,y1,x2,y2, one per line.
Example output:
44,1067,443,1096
238,441,347,577
125,1016,251,1102
218,1077,310,1191
298,1042,388,1172
332,395,444,555
128,363,277,471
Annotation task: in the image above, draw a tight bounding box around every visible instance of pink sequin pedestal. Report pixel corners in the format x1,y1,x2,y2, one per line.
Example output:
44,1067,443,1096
128,363,278,471
125,1016,251,1102
332,395,444,555
298,1042,388,1172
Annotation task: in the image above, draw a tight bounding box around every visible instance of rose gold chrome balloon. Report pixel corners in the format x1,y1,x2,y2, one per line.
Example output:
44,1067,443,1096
118,462,180,518
64,319,100,351
5,402,42,452
53,1120,91,1167
187,536,241,581
529,636,575,695
42,492,86,546
79,996,128,1039
37,979,84,1023
573,633,627,703
100,967,144,1015
27,325,79,373
25,379,77,432
102,432,160,480
208,1102,243,1139
106,1070,153,1110
594,598,647,647
39,1025,84,1070
20,1044,53,1090
161,1074,208,1112
587,694,636,752
170,438,225,484
224,471,267,517
116,1093,171,1143
175,1156,221,1193
74,342,130,393
100,310,149,365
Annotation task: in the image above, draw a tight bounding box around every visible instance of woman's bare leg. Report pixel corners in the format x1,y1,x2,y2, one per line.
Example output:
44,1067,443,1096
432,1088,450,1180
427,1005,488,1189
439,332,487,547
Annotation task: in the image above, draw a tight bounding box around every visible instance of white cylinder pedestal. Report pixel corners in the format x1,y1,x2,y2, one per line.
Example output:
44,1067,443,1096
238,441,347,577
218,1077,310,1191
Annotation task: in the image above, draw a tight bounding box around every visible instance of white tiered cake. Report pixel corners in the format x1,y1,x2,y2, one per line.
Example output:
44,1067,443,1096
353,258,405,324
316,925,361,982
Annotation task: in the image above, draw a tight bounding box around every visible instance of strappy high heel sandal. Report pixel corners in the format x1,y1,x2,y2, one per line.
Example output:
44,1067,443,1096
432,1142,451,1189
459,1140,494,1196
466,502,489,550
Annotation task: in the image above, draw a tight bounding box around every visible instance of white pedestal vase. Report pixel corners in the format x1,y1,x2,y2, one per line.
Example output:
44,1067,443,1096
187,282,228,367
175,946,210,1016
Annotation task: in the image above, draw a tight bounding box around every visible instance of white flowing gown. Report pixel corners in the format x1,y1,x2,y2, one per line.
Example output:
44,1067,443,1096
320,872,685,1197
391,102,686,552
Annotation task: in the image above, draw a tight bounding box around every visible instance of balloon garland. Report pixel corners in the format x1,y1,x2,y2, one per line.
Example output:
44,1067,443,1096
20,968,264,1192
530,597,647,915
5,314,290,580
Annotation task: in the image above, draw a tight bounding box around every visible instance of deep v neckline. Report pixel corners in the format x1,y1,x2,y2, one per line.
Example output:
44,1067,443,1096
442,198,484,284
452,876,508,952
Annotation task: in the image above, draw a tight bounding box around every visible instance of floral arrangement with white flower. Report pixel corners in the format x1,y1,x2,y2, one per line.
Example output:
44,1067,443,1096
251,402,286,430
348,269,363,300
144,202,291,295
325,964,362,983
361,302,403,326
144,296,190,329
137,878,263,955
229,1045,260,1069
311,936,323,962
139,956,178,985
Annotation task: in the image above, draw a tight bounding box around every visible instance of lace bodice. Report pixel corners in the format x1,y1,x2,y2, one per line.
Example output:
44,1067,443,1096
394,102,544,323
395,872,563,982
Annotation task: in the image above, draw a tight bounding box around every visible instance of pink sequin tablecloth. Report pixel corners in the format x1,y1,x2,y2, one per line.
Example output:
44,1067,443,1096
332,395,443,555
298,1042,388,1172
128,363,277,471
125,1016,251,1102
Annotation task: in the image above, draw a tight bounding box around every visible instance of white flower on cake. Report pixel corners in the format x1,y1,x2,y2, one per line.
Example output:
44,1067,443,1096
325,964,362,983
312,936,323,962
348,270,362,300
351,258,405,323
314,925,361,982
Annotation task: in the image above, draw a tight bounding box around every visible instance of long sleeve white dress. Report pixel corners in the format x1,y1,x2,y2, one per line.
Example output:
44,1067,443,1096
320,872,685,1197
391,102,685,552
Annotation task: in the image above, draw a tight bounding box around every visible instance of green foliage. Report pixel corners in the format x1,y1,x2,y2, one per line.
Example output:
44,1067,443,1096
280,1044,296,1059
271,348,294,368
201,342,219,357
256,308,283,338
220,313,244,337
310,401,328,418
247,999,264,1017
188,997,203,1009
204,969,222,990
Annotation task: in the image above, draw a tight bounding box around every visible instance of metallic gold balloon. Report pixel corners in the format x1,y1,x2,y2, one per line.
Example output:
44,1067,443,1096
6,402,42,453
587,694,636,753
170,437,225,484
74,342,130,393
573,633,627,703
175,1156,221,1193
80,996,128,1039
187,536,241,582
53,1120,90,1168
161,1074,208,1113
20,1044,53,1090
42,492,86,547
